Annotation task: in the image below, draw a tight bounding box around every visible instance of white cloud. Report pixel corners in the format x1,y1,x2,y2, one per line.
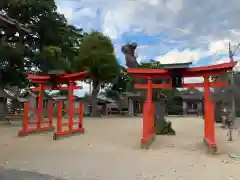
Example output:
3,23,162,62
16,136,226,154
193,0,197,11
77,8,96,18
56,1,75,22
184,77,203,84
208,40,230,54
74,81,108,97
74,81,90,97
166,0,183,13
153,39,240,65
56,0,240,42
56,0,240,66
155,49,206,64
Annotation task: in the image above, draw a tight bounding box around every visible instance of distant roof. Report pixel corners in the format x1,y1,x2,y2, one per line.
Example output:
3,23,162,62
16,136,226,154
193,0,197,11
180,88,203,100
122,92,142,97
51,95,81,101
161,62,192,69
80,94,115,104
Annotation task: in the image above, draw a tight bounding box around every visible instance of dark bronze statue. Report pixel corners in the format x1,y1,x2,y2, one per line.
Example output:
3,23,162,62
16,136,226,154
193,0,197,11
121,43,175,135
121,43,139,68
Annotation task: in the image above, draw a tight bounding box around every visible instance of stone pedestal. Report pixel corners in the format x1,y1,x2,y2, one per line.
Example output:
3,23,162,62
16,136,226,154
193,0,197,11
128,98,134,116
154,100,166,134
182,101,187,116
197,101,202,116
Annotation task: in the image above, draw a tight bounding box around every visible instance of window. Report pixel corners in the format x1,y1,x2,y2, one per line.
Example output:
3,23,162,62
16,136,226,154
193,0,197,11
187,102,197,109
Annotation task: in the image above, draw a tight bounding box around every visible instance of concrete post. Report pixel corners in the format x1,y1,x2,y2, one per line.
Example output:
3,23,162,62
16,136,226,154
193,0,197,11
182,100,187,116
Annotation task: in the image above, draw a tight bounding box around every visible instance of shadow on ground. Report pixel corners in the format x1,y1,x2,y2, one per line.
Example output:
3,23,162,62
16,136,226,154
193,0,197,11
0,167,65,180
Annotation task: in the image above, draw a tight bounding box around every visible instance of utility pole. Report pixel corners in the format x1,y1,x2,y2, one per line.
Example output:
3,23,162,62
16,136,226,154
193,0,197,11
228,42,236,141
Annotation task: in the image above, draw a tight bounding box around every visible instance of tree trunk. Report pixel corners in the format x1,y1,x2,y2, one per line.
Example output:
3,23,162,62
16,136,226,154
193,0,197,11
90,80,101,117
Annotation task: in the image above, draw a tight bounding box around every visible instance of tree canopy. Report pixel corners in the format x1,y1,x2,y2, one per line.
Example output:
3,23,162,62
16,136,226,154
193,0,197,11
73,31,119,82
0,0,84,87
105,66,133,100
73,31,119,116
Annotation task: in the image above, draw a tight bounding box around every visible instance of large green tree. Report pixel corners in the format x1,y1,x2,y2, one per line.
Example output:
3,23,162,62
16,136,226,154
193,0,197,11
73,31,120,116
105,66,133,100
0,0,83,87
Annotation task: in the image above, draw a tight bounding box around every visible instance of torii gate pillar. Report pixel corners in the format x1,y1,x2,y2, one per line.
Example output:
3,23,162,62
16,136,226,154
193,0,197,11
141,77,155,149
203,76,216,152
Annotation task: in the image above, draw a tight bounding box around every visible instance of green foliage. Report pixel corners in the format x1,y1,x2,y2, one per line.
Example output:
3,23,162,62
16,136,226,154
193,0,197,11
105,66,133,100
58,89,69,97
211,71,232,82
0,42,28,87
35,46,72,73
1,0,83,87
139,61,163,69
73,31,119,83
161,88,181,101
73,31,119,116
167,105,183,115
155,119,176,135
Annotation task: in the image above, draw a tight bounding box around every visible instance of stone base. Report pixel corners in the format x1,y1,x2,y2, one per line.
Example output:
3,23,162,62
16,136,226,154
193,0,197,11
53,128,85,140
18,126,54,137
140,135,156,150
203,138,217,154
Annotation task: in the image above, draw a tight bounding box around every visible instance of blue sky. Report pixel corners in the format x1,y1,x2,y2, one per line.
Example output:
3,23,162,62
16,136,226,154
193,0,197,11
55,0,240,96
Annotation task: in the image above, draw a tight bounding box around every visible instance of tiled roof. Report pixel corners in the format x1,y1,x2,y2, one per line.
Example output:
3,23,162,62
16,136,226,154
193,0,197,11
180,88,203,100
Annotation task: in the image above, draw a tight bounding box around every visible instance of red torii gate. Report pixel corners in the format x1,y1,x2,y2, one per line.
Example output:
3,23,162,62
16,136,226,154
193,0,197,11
19,71,88,140
127,61,237,152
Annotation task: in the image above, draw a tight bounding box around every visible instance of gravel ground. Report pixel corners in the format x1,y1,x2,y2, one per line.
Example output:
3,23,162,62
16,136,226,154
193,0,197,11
0,117,240,180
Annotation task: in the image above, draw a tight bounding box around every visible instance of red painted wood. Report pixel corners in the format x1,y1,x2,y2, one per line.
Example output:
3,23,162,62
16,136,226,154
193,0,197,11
130,70,231,79
60,71,87,81
56,101,63,133
79,103,83,128
135,84,172,89
48,103,53,128
182,82,228,88
133,74,171,78
23,71,87,139
68,81,74,131
21,102,28,133
141,101,149,143
31,86,82,91
27,74,51,80
147,77,153,104
128,61,237,78
134,82,228,89
27,71,87,83
208,101,215,144
128,62,237,150
18,101,54,137
37,83,44,129
54,99,85,140
187,61,236,73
